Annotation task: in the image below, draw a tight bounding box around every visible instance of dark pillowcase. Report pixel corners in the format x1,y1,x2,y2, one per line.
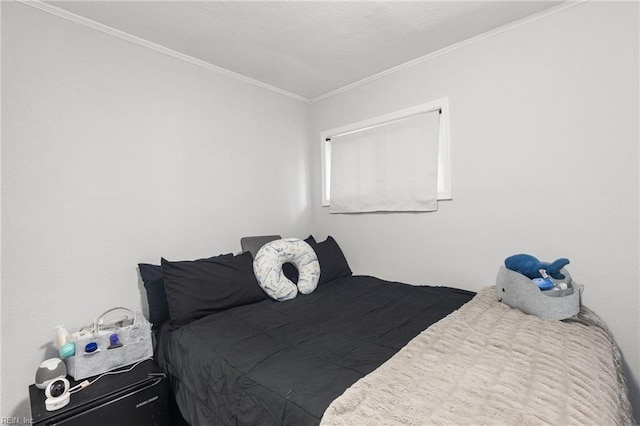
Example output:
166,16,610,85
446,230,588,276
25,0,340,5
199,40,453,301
162,251,267,326
307,236,352,285
282,235,317,283
138,253,233,329
138,263,169,330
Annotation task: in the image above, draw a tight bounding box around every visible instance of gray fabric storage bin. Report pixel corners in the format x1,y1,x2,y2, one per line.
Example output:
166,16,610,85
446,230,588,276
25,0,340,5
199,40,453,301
496,266,581,320
65,318,152,380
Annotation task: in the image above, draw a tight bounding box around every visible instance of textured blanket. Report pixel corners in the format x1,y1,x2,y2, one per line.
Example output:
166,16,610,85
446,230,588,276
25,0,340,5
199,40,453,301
320,287,634,426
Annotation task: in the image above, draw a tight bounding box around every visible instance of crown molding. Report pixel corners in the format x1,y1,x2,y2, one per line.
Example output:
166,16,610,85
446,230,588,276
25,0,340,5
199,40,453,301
17,0,310,104
310,0,586,103
18,0,585,105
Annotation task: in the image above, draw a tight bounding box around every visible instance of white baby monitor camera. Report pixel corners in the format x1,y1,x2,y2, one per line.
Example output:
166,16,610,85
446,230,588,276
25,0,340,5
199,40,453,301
45,378,71,411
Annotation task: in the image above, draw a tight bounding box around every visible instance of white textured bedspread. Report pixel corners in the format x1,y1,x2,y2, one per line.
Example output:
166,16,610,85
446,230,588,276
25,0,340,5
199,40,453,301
320,287,634,426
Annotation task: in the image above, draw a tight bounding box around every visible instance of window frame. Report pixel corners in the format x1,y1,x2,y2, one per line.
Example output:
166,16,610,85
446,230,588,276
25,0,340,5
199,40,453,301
320,97,452,207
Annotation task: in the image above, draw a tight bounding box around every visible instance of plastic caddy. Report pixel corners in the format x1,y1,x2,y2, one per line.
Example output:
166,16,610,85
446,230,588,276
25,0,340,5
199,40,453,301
65,308,153,380
496,266,582,320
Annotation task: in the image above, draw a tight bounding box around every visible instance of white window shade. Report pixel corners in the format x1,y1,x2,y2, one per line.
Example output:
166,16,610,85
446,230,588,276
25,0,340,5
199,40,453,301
329,110,440,213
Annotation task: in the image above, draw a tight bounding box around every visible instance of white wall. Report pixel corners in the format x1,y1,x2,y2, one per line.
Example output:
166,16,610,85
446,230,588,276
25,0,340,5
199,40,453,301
311,1,639,415
1,2,310,417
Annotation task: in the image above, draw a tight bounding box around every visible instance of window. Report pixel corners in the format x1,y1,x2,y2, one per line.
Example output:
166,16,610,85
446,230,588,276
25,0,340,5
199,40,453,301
321,98,451,213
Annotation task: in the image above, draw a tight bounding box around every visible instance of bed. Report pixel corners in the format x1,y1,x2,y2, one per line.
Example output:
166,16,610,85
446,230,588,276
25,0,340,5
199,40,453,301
139,235,634,425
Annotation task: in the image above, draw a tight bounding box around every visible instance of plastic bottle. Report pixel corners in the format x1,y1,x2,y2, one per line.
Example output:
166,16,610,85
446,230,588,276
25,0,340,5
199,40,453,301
54,325,71,349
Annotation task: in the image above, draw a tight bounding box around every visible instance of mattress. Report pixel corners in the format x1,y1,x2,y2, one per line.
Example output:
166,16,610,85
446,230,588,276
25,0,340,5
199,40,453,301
156,275,474,425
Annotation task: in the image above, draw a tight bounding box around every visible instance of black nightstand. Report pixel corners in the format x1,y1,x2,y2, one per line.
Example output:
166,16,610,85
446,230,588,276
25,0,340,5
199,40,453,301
29,359,170,426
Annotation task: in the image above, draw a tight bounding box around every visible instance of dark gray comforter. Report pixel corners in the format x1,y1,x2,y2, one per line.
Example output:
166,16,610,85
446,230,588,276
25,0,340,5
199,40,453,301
156,275,474,425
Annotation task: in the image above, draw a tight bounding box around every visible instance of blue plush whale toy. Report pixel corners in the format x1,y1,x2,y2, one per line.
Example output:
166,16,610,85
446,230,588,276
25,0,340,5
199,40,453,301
504,254,570,280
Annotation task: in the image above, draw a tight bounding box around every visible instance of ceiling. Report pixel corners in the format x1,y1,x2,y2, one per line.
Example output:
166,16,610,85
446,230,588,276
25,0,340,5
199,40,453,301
44,1,564,101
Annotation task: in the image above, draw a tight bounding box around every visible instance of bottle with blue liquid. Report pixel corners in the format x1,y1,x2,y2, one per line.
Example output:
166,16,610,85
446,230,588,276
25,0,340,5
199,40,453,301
532,269,554,291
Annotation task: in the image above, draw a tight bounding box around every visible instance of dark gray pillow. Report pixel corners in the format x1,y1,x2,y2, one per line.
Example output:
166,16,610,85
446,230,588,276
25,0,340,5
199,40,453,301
138,253,233,330
138,263,169,330
162,251,267,326
307,236,352,284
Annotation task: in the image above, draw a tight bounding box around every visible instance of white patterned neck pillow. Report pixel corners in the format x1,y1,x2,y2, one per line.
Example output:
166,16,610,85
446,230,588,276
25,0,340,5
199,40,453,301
253,238,320,301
